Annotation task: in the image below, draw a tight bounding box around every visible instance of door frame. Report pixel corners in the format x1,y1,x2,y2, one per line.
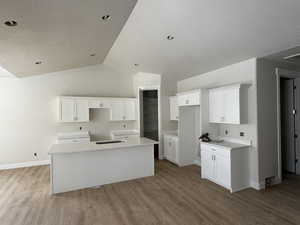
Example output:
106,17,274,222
138,86,162,159
276,68,300,182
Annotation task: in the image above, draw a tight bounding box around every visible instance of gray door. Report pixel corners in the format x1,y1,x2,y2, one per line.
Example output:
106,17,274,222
294,79,300,175
281,79,296,173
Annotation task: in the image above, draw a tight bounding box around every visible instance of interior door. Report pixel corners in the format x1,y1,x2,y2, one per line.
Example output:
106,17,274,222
281,79,296,173
294,79,300,175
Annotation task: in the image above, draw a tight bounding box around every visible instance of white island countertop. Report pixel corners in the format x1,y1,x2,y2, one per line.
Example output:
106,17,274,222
49,137,158,155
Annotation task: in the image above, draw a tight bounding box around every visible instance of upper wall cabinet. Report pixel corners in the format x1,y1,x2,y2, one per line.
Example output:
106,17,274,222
88,98,110,109
110,100,136,121
177,90,200,107
59,97,89,122
209,84,246,124
169,96,179,121
58,97,136,123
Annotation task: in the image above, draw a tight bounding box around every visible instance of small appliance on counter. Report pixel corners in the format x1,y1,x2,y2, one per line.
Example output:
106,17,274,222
199,133,212,142
56,131,90,144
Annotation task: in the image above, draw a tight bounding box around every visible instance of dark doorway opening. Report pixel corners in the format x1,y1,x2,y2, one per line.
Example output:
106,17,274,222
280,78,300,177
140,90,159,159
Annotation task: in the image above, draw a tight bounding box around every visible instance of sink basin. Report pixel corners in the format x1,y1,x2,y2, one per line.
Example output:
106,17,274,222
95,140,123,145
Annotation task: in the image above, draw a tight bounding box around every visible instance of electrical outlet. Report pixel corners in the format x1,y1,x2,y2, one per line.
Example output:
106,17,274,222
33,153,38,159
122,123,127,129
240,132,245,137
225,130,229,135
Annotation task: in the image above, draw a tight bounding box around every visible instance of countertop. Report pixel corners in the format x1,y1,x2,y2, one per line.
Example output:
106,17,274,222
200,139,251,150
49,137,158,155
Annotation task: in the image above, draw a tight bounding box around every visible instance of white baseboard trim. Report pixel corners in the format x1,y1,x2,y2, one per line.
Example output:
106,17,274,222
194,159,201,166
250,180,266,190
0,160,50,171
272,176,282,185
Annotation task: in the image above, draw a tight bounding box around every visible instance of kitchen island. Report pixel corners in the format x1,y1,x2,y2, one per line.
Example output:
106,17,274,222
49,137,157,194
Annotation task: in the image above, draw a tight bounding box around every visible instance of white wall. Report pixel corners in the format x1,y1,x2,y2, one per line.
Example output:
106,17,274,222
0,64,135,165
177,58,259,187
133,72,161,93
256,58,300,182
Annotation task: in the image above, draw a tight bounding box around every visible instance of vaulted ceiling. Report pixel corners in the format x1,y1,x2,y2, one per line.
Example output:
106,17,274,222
0,0,137,77
1,0,300,79
105,0,300,79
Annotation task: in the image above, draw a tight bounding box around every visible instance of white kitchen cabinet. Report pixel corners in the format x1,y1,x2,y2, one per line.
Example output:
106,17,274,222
60,98,75,122
59,98,89,122
200,142,249,193
75,100,89,122
110,102,124,121
169,96,179,120
59,96,136,123
88,99,109,109
164,135,179,164
110,100,136,121
177,90,200,107
209,84,243,124
124,100,136,120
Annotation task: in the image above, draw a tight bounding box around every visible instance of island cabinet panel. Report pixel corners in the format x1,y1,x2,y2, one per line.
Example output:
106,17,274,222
50,145,154,194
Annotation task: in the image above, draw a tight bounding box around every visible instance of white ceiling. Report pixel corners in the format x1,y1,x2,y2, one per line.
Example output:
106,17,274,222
0,66,14,77
1,0,300,79
0,0,137,77
105,0,300,79
265,46,300,67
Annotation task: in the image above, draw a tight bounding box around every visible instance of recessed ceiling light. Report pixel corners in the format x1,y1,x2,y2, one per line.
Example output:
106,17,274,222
102,15,111,21
4,20,18,27
35,61,42,65
134,63,139,67
90,53,96,57
167,35,174,40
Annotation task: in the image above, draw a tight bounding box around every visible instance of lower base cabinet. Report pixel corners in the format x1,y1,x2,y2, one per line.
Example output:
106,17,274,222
201,143,249,193
164,135,179,165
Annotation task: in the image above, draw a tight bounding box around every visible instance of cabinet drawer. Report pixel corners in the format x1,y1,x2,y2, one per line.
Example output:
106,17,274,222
201,143,230,158
210,146,230,158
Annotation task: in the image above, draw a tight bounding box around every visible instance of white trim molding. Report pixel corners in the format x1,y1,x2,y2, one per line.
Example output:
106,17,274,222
250,180,266,190
194,159,201,166
0,160,50,171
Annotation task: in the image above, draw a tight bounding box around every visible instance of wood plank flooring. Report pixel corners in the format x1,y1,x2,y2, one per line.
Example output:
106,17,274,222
0,160,300,225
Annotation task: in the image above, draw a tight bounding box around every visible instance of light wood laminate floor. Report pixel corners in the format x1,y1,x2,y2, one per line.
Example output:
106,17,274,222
0,160,300,225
